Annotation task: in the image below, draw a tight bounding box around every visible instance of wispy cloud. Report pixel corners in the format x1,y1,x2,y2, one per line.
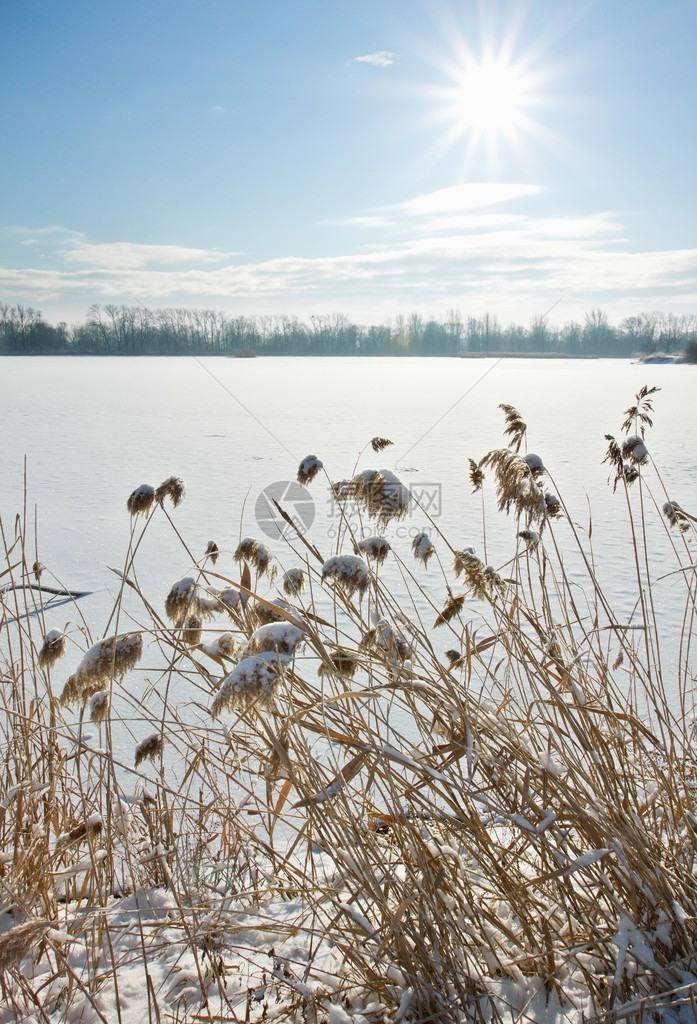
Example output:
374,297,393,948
210,105,226,114
2,193,696,324
349,51,396,68
325,183,543,231
62,240,233,271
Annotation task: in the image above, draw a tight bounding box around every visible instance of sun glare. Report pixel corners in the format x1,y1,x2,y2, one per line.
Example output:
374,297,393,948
452,56,532,143
422,12,557,169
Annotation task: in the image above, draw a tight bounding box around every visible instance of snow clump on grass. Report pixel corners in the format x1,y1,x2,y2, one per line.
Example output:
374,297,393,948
411,531,435,567
60,632,143,707
282,567,306,596
242,622,306,659
297,455,323,485
210,654,282,717
357,535,391,565
127,484,156,517
347,468,410,527
321,555,370,599
38,629,67,668
234,537,272,576
622,435,649,465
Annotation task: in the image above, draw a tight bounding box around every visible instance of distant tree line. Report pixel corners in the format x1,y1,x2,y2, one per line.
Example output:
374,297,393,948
1,301,696,357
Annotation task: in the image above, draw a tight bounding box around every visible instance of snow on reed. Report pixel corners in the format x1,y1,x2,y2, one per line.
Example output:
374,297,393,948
234,537,272,576
38,629,67,668
357,535,391,565
321,554,370,599
59,632,143,707
134,733,164,767
346,469,410,527
126,483,156,517
241,621,306,659
204,540,219,563
282,567,306,596
297,454,323,485
411,531,435,567
210,654,282,717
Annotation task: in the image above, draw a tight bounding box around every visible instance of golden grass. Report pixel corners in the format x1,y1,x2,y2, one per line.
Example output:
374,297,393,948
1,393,696,1022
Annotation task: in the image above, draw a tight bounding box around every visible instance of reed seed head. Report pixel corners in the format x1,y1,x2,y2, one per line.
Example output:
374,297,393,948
434,594,466,627
499,403,527,452
622,435,649,465
518,529,540,549
164,576,200,626
134,732,165,767
297,454,323,485
468,458,485,492
318,648,359,678
347,468,410,527
182,615,203,646
38,629,67,669
370,437,393,452
60,632,143,707
32,560,44,582
88,690,110,725
282,567,306,596
412,531,435,567
155,475,185,507
321,554,370,599
127,484,156,517
662,500,690,532
234,537,272,576
211,654,281,718
205,541,220,564
522,453,544,477
242,621,305,659
0,919,49,972
357,535,391,565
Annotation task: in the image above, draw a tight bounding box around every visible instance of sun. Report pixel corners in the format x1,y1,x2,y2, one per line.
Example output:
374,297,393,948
421,16,555,168
451,54,533,145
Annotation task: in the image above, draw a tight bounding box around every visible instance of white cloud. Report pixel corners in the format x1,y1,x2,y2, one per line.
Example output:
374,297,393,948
2,197,696,325
62,241,233,271
210,105,226,114
349,51,396,68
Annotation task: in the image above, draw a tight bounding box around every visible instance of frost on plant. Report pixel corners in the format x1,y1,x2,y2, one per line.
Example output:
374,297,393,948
321,555,370,599
211,654,282,717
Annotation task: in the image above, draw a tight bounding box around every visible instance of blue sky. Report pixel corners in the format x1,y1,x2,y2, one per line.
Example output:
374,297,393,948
1,0,696,326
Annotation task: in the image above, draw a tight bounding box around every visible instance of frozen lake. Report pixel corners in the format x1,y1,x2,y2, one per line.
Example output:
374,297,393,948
1,355,695,706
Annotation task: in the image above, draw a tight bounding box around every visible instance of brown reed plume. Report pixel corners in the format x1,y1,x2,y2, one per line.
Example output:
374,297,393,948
318,648,359,678
38,629,67,668
468,458,485,492
155,475,186,507
297,454,323,485
204,540,220,563
282,567,306,596
234,537,272,576
433,593,466,626
411,531,435,566
59,632,143,707
499,402,527,451
357,535,391,565
321,554,370,599
127,483,156,517
134,732,165,767
347,469,410,527
370,437,393,452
